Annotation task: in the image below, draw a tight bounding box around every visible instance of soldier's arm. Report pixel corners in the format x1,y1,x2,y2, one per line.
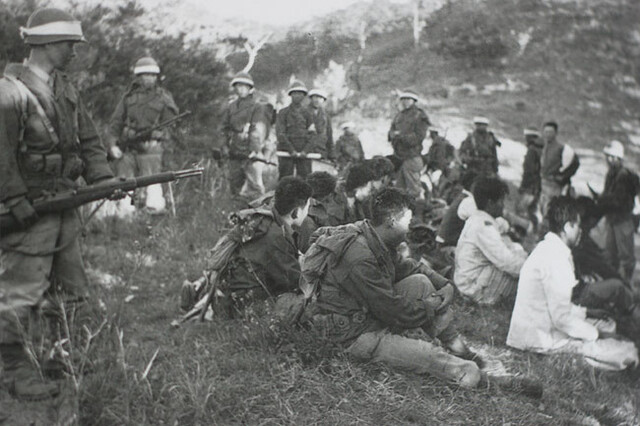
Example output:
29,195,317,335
414,110,430,145
265,233,302,292
458,136,473,164
108,94,127,144
300,108,316,154
275,109,295,153
0,84,29,202
326,114,335,159
77,96,114,184
156,89,179,142
346,258,436,328
395,254,450,290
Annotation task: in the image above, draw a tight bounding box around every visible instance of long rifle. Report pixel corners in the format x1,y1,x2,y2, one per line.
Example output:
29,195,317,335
119,110,192,149
1,168,203,234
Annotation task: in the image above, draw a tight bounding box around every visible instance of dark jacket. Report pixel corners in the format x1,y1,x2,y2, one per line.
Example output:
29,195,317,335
335,131,364,167
307,221,449,343
221,95,274,158
388,105,430,160
436,192,469,247
308,105,334,159
425,135,455,172
226,207,301,296
276,102,314,153
298,192,352,253
459,130,500,176
599,166,639,224
519,142,542,196
0,63,112,202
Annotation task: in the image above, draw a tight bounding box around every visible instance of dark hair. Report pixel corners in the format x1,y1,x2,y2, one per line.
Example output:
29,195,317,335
371,188,413,226
574,196,599,230
543,121,558,132
306,172,337,200
274,176,312,216
546,196,579,233
345,162,375,192
367,156,395,179
472,177,509,211
460,170,479,191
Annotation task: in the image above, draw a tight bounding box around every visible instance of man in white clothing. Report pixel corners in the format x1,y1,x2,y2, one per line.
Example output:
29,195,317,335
507,197,638,370
454,177,528,304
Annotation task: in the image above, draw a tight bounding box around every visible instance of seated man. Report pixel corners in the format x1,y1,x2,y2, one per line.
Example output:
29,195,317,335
303,188,483,388
366,156,396,192
454,177,528,304
344,162,377,221
183,177,312,315
298,172,350,253
507,197,638,370
436,170,478,247
572,197,640,336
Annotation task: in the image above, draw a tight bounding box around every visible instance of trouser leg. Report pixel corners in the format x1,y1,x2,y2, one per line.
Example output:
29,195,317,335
576,278,635,314
138,152,165,211
240,160,266,199
396,156,424,199
295,158,312,178
347,330,481,387
228,158,247,195
50,209,89,302
613,218,636,284
278,157,295,178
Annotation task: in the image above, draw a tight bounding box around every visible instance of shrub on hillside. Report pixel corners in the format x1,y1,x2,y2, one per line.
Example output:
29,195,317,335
425,0,512,67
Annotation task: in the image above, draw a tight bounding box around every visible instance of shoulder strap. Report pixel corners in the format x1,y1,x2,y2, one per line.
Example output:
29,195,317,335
5,75,60,148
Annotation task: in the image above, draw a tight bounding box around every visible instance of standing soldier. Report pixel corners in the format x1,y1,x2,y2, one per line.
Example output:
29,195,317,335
220,71,275,197
597,141,639,284
458,116,501,177
307,88,334,161
519,128,543,227
424,127,455,175
388,89,430,199
0,8,116,400
276,80,315,178
109,56,179,214
335,121,365,170
538,121,579,215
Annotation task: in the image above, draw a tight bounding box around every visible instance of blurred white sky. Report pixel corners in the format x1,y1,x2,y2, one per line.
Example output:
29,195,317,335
52,0,413,26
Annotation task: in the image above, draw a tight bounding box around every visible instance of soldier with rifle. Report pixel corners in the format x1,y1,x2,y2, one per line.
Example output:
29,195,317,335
0,7,120,400
108,56,180,214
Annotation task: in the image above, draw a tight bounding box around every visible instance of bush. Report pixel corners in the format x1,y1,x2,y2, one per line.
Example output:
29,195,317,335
425,0,512,66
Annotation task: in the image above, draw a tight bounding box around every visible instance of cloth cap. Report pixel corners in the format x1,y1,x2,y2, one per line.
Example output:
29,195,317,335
340,121,355,130
21,8,86,45
603,140,624,159
134,57,160,75
287,80,308,95
309,88,328,99
523,128,539,137
473,116,490,125
230,71,254,87
398,89,419,102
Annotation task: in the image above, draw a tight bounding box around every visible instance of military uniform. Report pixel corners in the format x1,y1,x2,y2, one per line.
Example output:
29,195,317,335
538,140,579,215
109,79,178,210
297,191,351,253
388,104,430,197
303,221,481,387
335,131,364,170
458,130,500,177
308,104,334,159
276,102,314,178
425,134,455,174
221,94,274,194
0,63,112,352
225,207,302,306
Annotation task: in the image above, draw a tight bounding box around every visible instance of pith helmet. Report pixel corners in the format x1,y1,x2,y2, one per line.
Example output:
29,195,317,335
134,57,160,75
603,140,624,159
309,88,328,99
398,89,419,102
20,8,86,45
287,80,308,95
231,71,254,88
473,116,490,125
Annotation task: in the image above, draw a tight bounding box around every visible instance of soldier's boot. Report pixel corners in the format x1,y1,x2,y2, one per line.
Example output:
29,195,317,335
480,373,544,399
1,344,59,401
443,336,485,369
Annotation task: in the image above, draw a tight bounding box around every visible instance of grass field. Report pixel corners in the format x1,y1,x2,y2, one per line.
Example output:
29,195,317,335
65,171,640,426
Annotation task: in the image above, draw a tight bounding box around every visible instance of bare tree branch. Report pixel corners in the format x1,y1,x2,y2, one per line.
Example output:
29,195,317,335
242,33,272,73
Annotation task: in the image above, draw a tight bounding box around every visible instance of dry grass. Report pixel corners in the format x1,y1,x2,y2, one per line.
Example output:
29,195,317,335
62,173,639,426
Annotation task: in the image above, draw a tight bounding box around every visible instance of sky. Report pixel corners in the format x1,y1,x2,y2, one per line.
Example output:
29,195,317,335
51,0,413,27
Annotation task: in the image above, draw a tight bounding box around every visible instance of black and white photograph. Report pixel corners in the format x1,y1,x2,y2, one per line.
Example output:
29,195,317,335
0,0,639,423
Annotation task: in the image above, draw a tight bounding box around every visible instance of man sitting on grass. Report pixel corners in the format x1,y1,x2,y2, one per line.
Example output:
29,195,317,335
182,177,312,316
302,188,484,388
454,177,528,305
507,197,638,370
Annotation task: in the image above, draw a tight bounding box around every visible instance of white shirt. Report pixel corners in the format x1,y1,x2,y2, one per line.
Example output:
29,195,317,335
454,210,527,301
507,232,599,353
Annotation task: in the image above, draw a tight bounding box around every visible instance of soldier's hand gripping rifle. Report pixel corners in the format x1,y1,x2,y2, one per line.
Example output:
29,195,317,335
0,168,204,235
119,110,192,150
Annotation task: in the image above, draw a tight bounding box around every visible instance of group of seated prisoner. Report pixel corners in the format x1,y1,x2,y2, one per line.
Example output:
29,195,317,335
181,156,640,391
